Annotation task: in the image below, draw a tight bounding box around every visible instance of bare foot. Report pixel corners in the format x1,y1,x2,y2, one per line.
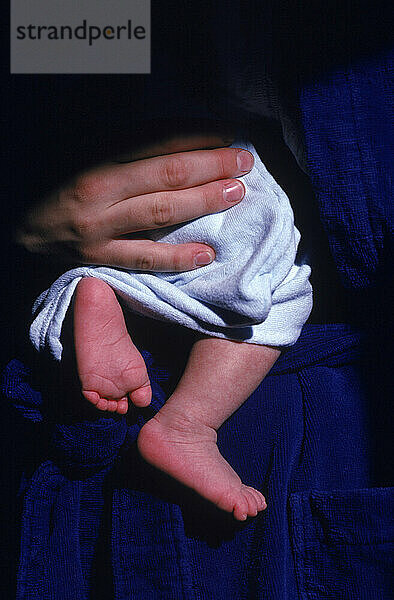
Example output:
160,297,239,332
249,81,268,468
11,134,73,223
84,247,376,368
74,277,151,414
137,408,267,520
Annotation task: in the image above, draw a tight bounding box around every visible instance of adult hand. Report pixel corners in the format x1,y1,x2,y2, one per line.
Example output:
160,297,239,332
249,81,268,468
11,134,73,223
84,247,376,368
17,134,254,272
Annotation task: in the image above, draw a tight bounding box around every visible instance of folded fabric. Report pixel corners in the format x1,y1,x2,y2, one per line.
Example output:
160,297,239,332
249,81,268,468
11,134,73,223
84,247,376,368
30,141,312,360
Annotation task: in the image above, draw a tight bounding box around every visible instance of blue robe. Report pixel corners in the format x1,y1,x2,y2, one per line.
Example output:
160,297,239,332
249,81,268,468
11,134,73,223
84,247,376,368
3,322,393,599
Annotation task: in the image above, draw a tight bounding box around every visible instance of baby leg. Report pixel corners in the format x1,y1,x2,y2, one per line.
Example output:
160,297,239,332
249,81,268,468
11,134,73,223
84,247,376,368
138,337,280,520
73,277,152,414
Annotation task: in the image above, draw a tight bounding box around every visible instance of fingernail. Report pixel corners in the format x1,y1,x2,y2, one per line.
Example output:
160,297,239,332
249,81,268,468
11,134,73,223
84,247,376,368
236,150,254,173
194,251,214,266
223,180,245,203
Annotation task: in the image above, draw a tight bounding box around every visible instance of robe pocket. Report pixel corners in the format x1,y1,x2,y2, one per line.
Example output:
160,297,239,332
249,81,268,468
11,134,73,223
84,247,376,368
289,487,394,600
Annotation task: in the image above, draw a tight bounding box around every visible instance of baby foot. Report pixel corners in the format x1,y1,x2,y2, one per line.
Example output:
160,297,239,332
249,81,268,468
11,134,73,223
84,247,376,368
137,408,267,520
73,277,151,414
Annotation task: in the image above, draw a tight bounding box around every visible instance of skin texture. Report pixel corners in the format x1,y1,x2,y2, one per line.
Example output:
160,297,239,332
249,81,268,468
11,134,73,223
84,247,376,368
17,134,254,272
74,277,280,520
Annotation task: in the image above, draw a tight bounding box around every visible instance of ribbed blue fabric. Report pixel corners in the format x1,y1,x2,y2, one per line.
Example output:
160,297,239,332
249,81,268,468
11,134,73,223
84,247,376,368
300,51,393,289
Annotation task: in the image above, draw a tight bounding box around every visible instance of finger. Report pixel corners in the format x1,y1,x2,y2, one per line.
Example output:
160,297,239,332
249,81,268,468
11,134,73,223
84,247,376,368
116,133,234,162
80,239,216,272
96,147,254,202
104,179,245,236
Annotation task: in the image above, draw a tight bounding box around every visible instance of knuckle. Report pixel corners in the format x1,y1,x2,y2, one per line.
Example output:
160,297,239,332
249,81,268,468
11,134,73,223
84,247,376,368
170,249,185,271
200,185,217,212
133,253,156,271
71,173,102,202
173,252,190,271
152,195,176,227
77,244,97,264
214,150,227,179
172,255,186,272
162,156,188,188
72,212,97,240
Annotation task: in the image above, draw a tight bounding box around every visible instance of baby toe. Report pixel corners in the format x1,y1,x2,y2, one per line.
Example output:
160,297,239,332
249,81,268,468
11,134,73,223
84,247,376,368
247,486,267,512
96,397,109,411
106,400,119,412
129,383,152,408
233,495,249,521
83,390,110,411
116,398,129,415
243,488,258,517
82,390,101,406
